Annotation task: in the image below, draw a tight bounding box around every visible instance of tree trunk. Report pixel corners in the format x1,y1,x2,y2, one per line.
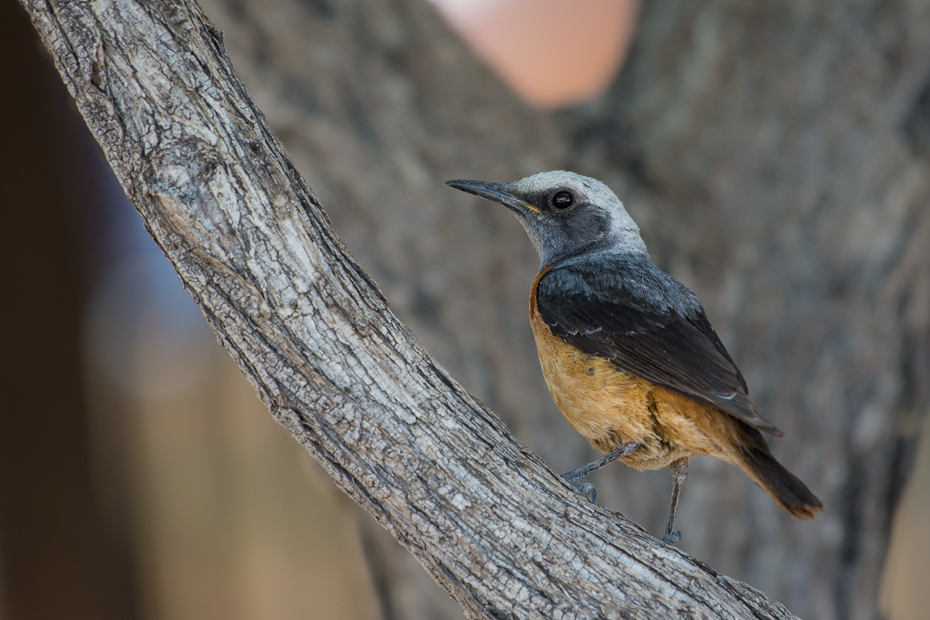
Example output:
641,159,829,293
578,5,930,618
197,1,930,618
21,0,930,618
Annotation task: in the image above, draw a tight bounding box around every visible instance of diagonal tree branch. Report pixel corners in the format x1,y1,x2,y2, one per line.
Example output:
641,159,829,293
20,0,800,617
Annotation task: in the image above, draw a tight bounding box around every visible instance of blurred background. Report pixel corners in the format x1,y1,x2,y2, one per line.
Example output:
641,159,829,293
2,0,928,619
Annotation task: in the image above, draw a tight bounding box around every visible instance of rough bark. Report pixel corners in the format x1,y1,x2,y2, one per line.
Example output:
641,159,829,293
19,0,808,619
192,1,930,619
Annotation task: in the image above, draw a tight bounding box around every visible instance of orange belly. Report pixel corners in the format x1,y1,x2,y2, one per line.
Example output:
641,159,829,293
529,295,740,471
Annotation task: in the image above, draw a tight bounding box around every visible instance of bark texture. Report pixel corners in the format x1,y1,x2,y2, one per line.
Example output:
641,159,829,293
196,1,930,619
20,0,809,619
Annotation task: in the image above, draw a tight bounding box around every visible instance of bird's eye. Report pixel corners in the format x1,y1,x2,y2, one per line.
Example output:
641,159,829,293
552,191,574,209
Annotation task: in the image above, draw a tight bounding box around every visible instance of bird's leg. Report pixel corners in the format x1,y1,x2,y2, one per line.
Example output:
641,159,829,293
562,441,639,502
661,457,690,544
563,441,639,482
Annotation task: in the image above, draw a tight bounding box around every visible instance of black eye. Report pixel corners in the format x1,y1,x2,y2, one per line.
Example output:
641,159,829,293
552,191,574,209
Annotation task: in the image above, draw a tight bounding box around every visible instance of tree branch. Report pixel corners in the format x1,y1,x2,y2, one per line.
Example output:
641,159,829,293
21,0,800,617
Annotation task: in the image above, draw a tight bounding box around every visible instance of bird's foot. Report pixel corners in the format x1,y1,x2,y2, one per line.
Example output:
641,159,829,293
660,528,681,545
567,481,597,503
562,441,640,505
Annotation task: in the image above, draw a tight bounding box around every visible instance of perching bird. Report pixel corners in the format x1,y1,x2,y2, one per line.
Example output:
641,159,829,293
446,171,822,543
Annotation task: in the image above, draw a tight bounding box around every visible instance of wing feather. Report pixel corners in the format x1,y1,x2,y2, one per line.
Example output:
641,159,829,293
536,261,781,436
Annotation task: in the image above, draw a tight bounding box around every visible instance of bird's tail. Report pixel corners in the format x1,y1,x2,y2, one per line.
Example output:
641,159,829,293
736,441,823,520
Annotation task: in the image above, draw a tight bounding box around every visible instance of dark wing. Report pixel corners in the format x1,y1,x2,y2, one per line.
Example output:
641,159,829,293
537,263,782,436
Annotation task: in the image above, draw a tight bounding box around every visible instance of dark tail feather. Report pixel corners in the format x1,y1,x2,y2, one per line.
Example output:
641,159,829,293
738,446,823,520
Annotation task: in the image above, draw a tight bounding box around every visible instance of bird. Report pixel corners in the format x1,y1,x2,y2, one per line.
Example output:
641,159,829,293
445,170,822,543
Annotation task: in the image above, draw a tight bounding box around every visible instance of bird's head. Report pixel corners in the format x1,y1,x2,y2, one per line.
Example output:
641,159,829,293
445,170,647,267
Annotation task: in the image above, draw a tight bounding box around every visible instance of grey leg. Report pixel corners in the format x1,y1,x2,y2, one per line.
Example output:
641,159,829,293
562,441,639,502
660,457,690,544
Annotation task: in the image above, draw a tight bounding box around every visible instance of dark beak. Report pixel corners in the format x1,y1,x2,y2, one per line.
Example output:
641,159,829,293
444,179,539,214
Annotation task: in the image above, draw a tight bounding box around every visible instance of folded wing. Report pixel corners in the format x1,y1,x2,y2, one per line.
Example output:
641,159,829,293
536,261,781,436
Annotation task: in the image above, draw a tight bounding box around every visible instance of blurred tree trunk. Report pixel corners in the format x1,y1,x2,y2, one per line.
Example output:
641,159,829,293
200,1,930,619
0,4,138,619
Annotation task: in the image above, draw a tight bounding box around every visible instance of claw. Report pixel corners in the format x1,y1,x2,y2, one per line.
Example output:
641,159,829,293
568,481,597,503
660,529,681,545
